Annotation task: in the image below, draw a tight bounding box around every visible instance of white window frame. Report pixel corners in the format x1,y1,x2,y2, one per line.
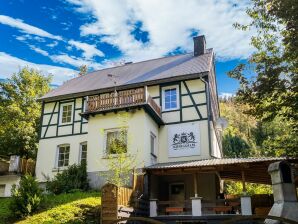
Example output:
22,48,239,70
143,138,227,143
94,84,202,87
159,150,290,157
56,144,70,168
79,142,87,164
150,132,157,157
59,102,74,124
162,85,180,111
104,128,128,156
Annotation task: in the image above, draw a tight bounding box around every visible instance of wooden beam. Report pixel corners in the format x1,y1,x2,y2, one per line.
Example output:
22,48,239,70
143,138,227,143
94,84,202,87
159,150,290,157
242,170,246,193
193,173,198,197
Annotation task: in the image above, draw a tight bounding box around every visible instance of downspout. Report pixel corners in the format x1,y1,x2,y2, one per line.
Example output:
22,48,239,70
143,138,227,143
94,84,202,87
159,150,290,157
200,77,214,158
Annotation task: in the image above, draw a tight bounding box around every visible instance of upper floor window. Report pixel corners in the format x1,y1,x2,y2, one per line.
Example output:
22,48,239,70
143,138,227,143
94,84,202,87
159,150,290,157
60,103,73,124
162,85,179,111
105,129,127,155
80,142,87,164
57,144,70,167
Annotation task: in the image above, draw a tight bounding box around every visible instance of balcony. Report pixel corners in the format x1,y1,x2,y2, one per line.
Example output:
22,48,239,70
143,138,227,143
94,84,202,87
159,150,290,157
81,87,164,125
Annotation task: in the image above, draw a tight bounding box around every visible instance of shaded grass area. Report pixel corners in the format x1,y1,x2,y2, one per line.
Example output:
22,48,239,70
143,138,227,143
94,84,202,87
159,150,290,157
0,197,11,224
0,191,101,224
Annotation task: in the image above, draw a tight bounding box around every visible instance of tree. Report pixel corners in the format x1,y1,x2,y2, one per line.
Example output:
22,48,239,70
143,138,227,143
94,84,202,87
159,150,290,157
0,68,51,158
10,174,43,217
101,113,137,187
220,99,259,157
228,0,298,156
78,65,88,76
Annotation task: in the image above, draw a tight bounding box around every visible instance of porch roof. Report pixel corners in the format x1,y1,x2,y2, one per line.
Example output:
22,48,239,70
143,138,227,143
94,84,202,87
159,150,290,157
145,157,298,185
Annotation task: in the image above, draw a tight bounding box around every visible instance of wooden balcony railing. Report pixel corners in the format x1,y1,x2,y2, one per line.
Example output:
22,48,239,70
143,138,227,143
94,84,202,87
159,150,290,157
86,87,162,117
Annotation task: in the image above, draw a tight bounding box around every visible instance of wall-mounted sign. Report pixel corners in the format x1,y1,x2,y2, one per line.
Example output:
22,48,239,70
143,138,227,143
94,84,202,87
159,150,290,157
168,122,200,157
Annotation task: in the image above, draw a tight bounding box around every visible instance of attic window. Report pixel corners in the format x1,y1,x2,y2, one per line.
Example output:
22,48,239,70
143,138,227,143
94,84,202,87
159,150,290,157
162,85,180,111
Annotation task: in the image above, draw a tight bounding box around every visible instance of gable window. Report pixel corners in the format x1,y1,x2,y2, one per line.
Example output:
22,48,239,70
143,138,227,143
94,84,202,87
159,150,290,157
60,103,73,124
162,85,179,111
57,144,70,167
105,129,127,155
80,142,87,164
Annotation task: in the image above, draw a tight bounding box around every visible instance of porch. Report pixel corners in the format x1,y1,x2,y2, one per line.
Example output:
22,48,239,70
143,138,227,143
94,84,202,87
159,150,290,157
145,157,297,218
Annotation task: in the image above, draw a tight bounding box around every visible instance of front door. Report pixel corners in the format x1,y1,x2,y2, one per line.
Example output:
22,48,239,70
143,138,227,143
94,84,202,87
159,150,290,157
169,183,185,202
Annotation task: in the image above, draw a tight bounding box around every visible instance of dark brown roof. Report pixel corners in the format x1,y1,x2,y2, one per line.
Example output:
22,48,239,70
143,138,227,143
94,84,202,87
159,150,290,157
41,50,213,101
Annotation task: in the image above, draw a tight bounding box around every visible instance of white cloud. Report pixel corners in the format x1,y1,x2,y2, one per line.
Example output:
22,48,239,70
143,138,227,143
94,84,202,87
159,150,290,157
0,52,76,84
29,45,49,56
50,54,103,70
67,0,255,61
68,40,104,59
46,41,59,48
0,15,63,40
219,92,235,99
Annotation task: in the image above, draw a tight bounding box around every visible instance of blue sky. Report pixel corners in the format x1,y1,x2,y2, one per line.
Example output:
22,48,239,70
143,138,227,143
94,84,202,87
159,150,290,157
0,0,254,96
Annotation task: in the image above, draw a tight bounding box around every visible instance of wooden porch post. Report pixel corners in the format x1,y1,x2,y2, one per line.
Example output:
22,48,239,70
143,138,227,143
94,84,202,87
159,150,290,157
193,173,198,197
241,170,246,193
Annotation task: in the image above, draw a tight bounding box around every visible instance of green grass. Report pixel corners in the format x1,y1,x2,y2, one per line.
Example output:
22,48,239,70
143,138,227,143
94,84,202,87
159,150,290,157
0,191,101,224
0,197,12,224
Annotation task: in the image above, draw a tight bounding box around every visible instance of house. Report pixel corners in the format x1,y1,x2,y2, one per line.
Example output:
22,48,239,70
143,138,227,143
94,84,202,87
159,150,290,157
36,35,221,187
36,35,298,218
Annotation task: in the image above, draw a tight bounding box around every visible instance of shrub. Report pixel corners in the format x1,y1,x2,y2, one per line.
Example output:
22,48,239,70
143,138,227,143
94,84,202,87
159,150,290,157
46,163,89,194
10,174,43,217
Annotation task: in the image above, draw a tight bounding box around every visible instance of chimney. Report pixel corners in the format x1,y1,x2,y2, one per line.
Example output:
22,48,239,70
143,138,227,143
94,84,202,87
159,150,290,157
193,35,206,56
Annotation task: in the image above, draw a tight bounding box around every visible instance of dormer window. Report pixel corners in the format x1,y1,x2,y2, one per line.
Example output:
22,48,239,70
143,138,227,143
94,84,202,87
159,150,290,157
162,85,180,111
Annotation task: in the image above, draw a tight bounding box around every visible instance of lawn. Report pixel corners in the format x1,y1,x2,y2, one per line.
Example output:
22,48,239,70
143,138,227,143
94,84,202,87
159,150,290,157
0,191,101,224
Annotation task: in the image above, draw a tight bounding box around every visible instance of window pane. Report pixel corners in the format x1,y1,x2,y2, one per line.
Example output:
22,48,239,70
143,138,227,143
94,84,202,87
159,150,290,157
150,135,155,154
165,102,171,109
171,101,177,108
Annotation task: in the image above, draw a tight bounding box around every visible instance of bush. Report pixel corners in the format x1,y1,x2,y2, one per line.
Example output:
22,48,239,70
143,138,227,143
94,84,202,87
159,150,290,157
46,163,89,194
10,174,43,217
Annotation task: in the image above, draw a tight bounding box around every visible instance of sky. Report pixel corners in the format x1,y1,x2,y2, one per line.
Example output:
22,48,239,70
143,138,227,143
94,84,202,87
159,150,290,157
0,0,254,96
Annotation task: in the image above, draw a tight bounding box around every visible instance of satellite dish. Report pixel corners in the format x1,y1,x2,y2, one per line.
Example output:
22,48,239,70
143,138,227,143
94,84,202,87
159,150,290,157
216,117,228,130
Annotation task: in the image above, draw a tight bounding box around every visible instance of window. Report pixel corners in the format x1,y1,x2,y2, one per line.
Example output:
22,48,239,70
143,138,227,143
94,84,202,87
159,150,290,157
150,132,157,156
80,142,87,164
105,129,127,154
162,85,179,111
57,144,70,167
60,103,73,124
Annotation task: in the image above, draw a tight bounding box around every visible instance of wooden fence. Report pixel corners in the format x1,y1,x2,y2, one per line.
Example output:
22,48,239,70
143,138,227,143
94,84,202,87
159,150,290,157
101,176,149,223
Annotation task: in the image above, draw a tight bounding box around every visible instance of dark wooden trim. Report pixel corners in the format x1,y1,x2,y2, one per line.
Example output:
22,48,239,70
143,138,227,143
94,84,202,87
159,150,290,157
80,98,84,133
72,98,76,134
181,90,205,96
40,132,88,140
56,101,61,136
182,81,203,119
161,109,180,113
164,118,208,125
39,102,45,139
42,124,57,127
43,112,58,115
43,101,58,138
179,81,182,122
182,103,207,108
